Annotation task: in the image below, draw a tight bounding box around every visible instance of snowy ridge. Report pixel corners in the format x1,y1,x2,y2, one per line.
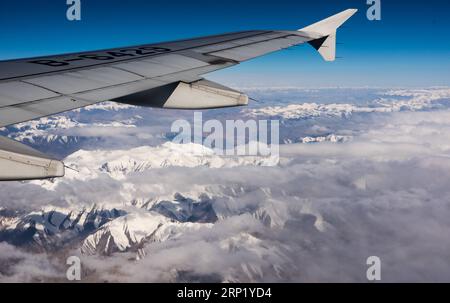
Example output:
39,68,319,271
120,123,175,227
1,115,137,145
0,185,295,261
81,211,210,256
0,206,125,250
300,134,352,144
73,101,137,112
0,193,217,255
245,88,450,119
61,142,279,181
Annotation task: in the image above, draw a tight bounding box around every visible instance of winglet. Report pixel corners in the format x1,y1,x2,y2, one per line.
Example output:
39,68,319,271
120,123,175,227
299,9,358,61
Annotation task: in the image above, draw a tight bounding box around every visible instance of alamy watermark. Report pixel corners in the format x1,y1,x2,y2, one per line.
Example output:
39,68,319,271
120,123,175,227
66,256,82,281
171,112,280,159
367,0,382,21
66,1,381,22
366,256,382,281
66,0,81,21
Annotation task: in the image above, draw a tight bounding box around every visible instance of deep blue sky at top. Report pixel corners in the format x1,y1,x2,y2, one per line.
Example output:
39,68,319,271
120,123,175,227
0,0,449,87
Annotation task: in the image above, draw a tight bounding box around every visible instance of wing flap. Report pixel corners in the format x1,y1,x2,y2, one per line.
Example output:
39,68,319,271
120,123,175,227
24,67,144,95
144,54,208,69
114,79,248,109
0,81,59,107
73,78,165,104
0,136,64,181
0,96,95,127
114,54,209,78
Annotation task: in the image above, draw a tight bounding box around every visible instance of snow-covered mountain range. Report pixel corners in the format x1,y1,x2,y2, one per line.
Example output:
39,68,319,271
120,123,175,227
0,142,281,261
245,88,450,119
1,87,450,282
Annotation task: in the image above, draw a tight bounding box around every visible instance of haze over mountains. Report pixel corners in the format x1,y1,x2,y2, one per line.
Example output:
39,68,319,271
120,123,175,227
1,87,450,282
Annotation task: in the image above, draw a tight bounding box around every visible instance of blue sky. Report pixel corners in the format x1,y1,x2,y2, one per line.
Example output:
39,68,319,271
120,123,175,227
0,0,449,87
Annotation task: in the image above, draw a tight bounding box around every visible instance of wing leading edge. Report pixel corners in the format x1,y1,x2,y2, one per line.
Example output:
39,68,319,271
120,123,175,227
0,9,357,180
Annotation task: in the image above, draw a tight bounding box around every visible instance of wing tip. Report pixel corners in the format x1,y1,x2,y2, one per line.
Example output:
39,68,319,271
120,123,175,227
302,8,358,62
299,8,359,35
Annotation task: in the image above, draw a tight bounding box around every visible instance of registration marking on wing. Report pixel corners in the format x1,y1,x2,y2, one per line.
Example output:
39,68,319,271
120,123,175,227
28,47,172,67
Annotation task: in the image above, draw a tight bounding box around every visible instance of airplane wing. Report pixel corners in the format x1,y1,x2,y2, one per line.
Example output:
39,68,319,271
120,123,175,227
0,9,357,181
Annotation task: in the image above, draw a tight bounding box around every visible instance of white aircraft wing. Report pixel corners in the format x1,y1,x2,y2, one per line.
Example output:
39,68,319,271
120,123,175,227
0,9,357,180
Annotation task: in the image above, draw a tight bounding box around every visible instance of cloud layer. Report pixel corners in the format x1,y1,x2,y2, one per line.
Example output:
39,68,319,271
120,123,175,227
1,88,450,282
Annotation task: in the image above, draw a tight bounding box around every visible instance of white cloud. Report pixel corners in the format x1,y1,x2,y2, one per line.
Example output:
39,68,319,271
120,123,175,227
0,243,63,282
